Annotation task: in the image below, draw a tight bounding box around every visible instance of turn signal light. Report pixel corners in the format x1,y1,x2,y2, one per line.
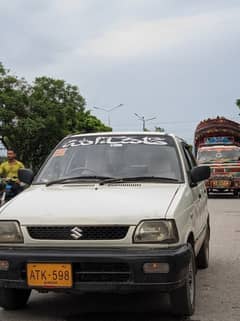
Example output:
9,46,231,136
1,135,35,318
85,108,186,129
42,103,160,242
143,262,169,274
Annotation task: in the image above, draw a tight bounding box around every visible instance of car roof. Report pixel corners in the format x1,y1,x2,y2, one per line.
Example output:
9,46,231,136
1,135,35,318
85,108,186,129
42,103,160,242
69,131,166,137
63,132,188,145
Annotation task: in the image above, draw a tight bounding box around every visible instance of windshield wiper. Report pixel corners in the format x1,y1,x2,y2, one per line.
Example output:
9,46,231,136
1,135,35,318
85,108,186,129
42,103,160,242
99,176,180,185
46,176,113,187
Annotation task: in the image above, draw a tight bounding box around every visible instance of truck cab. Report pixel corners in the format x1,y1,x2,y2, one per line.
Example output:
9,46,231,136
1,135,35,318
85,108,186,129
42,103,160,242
194,117,240,196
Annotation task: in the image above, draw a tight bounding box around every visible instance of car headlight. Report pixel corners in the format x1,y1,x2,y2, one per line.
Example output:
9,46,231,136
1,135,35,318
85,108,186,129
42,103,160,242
133,220,179,243
0,221,23,243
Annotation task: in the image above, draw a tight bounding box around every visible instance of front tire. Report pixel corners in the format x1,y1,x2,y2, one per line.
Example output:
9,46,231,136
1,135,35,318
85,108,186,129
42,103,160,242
170,245,196,316
0,288,31,310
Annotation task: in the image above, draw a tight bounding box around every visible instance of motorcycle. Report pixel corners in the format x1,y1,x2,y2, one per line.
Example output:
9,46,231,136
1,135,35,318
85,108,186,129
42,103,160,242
0,178,23,206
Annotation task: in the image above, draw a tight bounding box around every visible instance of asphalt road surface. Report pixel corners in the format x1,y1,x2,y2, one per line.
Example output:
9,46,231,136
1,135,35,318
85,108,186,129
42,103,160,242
0,197,239,321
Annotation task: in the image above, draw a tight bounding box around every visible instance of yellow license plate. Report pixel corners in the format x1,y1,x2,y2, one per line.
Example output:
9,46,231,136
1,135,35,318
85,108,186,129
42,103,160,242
27,263,72,288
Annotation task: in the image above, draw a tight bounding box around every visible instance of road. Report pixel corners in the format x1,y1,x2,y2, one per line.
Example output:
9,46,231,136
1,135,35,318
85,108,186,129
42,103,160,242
0,197,239,321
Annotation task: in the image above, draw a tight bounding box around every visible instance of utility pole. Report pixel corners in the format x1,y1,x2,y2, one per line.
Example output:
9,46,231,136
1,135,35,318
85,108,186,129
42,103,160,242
93,104,124,127
134,113,156,131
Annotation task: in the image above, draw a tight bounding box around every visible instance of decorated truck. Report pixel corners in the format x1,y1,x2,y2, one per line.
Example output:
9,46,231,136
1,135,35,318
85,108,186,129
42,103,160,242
194,117,240,196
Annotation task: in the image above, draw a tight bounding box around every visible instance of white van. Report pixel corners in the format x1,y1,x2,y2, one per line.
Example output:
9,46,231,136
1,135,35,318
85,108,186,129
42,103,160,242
0,132,210,316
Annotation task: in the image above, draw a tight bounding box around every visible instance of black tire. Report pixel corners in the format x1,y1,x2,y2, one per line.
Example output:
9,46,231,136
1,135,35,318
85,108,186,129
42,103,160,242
170,245,196,316
196,225,210,269
233,190,239,198
0,288,31,310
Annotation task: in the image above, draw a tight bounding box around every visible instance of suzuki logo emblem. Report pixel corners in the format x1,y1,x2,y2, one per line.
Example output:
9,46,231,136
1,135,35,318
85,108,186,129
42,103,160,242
70,227,83,240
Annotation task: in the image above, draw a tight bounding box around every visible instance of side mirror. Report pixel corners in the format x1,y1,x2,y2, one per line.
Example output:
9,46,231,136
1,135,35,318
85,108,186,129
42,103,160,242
18,169,34,185
191,166,210,184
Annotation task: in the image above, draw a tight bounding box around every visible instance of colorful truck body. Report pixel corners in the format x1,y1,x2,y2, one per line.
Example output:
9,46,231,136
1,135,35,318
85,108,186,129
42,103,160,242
194,117,240,196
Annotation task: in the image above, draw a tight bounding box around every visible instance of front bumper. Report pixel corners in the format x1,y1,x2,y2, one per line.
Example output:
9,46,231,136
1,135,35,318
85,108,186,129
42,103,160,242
207,175,240,192
0,245,191,293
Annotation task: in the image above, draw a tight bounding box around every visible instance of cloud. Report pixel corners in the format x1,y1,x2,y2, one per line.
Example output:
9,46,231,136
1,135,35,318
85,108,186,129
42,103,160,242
78,9,240,59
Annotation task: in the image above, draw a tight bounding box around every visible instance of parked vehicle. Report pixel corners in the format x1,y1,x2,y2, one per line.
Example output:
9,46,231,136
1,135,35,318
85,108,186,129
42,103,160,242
194,117,240,196
0,132,210,316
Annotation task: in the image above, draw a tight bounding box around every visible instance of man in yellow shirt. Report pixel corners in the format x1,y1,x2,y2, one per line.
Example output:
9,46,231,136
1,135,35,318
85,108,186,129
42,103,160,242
0,150,24,180
0,150,25,202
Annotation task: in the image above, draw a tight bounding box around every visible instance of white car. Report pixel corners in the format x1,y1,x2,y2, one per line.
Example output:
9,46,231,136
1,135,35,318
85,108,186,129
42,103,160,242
0,132,210,316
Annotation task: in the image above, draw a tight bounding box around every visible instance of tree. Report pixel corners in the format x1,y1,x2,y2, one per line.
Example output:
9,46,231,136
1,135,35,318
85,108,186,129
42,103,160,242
0,63,111,171
155,126,165,132
236,99,240,112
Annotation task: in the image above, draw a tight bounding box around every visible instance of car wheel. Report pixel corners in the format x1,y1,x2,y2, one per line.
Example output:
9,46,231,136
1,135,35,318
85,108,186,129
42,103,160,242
233,190,239,198
170,244,196,316
196,225,210,269
0,288,31,310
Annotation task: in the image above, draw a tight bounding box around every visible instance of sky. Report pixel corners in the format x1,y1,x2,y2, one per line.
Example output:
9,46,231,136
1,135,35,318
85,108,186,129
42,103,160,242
1,0,240,143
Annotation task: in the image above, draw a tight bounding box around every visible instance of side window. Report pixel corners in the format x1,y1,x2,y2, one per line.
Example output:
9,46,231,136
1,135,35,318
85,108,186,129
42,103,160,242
185,146,197,168
182,144,194,171
181,143,202,187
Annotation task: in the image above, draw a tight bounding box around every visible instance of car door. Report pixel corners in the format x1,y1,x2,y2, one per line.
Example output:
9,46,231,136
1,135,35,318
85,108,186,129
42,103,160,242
185,145,208,232
181,143,203,243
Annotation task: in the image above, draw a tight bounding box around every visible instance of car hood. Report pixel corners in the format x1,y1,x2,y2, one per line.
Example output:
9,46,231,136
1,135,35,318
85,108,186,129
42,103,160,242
0,183,181,225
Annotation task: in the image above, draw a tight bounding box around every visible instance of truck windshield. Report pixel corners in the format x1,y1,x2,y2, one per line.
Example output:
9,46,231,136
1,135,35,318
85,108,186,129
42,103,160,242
34,135,183,184
197,147,240,164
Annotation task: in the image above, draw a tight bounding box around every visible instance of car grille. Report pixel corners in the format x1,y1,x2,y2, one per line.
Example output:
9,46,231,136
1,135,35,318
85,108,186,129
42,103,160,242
74,262,132,282
0,271,8,279
27,226,129,240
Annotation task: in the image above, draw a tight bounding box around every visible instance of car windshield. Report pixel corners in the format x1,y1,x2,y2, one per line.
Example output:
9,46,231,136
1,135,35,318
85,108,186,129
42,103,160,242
34,135,183,184
197,147,240,164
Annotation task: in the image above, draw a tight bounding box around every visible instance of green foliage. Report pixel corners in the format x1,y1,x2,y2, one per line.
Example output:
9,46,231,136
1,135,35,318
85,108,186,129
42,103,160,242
155,126,165,132
188,144,193,153
236,99,240,110
0,63,111,171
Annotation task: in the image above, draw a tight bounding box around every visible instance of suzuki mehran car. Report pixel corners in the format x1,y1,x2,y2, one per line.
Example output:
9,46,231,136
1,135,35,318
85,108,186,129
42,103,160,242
0,132,210,316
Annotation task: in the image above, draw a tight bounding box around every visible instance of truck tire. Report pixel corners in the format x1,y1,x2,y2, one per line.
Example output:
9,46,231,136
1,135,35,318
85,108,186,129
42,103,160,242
0,288,31,310
196,225,210,269
233,190,239,198
170,245,196,316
